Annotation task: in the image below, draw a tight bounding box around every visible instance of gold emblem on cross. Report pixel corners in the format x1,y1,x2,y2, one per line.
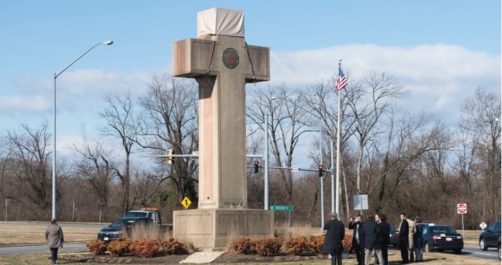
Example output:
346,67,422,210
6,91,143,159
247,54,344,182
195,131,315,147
222,48,239,69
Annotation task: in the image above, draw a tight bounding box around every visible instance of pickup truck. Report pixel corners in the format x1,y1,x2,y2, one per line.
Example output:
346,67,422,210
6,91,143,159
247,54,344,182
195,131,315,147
97,216,152,242
97,207,171,242
125,207,163,224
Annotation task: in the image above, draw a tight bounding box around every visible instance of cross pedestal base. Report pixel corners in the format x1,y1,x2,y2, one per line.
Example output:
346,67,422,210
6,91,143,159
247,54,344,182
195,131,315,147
173,208,274,250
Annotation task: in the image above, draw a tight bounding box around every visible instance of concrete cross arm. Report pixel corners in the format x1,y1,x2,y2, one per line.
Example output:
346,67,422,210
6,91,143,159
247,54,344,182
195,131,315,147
172,37,269,82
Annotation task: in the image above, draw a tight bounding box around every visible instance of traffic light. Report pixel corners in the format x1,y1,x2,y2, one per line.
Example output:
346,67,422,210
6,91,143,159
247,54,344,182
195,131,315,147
254,160,260,173
319,164,324,177
166,149,173,165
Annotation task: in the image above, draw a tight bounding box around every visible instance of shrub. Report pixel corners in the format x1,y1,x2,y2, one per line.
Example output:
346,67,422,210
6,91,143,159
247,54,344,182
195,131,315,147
227,238,257,255
342,234,353,250
255,237,283,256
309,235,325,253
86,240,107,256
107,238,133,257
285,236,315,256
131,239,161,258
161,238,189,255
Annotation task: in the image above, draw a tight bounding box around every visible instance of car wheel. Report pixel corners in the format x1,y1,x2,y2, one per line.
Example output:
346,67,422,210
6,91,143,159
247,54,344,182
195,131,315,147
424,241,431,252
479,238,488,251
454,248,462,254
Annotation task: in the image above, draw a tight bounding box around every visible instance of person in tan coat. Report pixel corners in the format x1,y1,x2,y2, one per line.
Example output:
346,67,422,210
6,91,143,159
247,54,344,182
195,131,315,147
45,219,64,264
407,217,416,262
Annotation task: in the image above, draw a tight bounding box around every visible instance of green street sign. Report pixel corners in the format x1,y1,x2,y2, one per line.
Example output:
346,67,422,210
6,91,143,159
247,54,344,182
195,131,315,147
270,205,294,211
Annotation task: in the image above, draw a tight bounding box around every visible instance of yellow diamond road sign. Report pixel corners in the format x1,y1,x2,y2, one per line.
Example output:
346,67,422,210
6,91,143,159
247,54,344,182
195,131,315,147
181,196,192,209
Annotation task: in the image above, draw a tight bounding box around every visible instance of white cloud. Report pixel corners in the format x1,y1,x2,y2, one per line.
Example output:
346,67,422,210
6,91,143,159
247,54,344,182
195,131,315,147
271,43,499,86
56,69,152,97
0,95,50,112
270,43,500,118
3,43,500,132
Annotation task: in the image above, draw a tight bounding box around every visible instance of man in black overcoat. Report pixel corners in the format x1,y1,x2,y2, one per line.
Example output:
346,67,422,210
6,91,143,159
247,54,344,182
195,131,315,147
398,213,410,264
376,213,390,265
361,215,384,265
349,214,364,265
323,213,345,265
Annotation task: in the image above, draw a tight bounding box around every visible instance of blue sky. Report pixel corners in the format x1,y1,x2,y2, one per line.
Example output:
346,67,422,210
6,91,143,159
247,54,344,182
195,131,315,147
0,1,500,161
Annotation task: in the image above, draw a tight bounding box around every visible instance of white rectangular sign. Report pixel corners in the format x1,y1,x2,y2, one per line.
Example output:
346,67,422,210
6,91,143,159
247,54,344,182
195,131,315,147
353,194,368,210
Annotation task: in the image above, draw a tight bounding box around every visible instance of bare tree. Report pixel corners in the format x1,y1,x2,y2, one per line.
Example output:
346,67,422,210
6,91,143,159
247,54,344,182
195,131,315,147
345,72,403,198
458,87,501,221
137,75,199,206
247,85,311,203
74,141,114,220
7,122,52,219
100,92,139,213
0,135,13,218
304,80,356,219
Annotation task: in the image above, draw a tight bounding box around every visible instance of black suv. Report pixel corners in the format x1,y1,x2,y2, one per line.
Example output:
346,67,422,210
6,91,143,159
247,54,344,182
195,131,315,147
97,216,152,242
421,224,463,253
479,221,501,252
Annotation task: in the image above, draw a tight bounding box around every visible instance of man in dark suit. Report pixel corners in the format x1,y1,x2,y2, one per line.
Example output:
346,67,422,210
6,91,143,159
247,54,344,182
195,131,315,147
376,213,390,265
323,213,345,265
349,214,364,265
361,215,383,265
398,213,410,264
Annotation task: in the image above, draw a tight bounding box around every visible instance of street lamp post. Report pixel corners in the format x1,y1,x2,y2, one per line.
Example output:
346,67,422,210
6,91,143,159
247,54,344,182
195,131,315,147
264,114,269,210
52,40,113,220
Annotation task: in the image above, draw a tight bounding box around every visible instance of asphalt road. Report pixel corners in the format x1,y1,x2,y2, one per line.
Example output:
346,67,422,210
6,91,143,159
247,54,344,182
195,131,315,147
0,243,86,255
462,245,499,260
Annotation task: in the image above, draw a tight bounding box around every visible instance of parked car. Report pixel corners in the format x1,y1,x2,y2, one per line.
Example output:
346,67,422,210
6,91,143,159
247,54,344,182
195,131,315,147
479,221,501,251
422,224,463,253
389,225,399,247
97,216,152,242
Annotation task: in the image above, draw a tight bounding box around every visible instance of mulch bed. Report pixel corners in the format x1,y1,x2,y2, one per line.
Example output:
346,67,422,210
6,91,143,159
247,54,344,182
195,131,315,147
59,253,190,264
59,252,331,264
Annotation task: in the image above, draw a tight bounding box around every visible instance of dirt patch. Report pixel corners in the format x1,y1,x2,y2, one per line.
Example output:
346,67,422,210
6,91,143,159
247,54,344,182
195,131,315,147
60,253,190,264
213,253,327,263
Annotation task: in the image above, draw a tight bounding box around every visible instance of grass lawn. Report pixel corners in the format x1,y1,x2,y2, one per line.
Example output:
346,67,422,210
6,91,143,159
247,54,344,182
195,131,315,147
0,222,100,246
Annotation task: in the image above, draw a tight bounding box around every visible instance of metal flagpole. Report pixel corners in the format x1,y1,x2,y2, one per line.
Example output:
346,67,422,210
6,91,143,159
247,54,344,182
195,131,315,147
335,60,343,216
330,138,335,214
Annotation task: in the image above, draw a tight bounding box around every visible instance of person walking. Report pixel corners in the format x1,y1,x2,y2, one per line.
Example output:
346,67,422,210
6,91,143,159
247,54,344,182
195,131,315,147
361,215,384,265
323,213,345,265
375,213,390,265
46,219,64,264
413,217,424,262
397,213,409,264
349,214,364,265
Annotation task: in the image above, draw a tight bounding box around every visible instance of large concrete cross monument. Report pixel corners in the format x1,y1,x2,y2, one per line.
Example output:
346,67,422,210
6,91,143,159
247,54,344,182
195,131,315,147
172,7,273,249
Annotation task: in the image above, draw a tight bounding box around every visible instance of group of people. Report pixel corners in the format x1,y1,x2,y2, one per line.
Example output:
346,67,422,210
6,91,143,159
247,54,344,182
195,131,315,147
397,213,424,264
322,212,424,265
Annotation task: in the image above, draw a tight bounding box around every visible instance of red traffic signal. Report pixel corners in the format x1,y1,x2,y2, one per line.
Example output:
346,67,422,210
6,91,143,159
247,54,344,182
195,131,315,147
319,164,324,177
254,160,260,173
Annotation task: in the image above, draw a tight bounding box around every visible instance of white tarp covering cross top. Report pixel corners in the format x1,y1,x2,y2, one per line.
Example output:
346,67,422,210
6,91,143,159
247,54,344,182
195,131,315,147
197,7,244,38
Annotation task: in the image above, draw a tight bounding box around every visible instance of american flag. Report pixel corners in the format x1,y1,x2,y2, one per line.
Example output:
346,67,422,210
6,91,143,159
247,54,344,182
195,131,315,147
336,61,348,91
